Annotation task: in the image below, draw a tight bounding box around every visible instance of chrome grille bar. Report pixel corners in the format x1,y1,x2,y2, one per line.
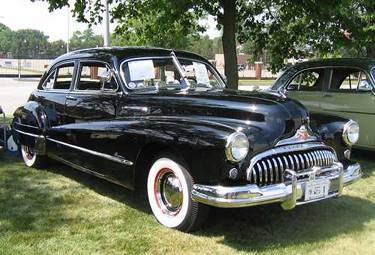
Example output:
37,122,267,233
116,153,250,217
247,146,337,186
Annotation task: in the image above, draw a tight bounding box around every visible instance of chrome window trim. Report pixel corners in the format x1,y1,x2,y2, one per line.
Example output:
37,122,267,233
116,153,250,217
47,137,134,166
119,56,225,91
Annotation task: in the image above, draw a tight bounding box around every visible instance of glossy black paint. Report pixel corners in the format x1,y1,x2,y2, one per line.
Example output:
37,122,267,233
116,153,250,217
12,47,351,189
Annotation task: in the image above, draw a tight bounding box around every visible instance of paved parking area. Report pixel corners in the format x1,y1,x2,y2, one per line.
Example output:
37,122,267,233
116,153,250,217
0,78,38,114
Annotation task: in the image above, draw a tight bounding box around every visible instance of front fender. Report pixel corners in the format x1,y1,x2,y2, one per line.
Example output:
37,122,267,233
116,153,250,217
12,101,48,150
309,112,351,161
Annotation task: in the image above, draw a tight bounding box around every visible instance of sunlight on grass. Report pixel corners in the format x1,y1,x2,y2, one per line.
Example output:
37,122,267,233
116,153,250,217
0,151,374,255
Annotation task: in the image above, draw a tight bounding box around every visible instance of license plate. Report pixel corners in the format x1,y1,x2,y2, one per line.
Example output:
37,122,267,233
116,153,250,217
304,179,330,201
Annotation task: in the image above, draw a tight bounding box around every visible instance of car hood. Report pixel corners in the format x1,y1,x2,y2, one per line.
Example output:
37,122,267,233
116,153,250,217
124,89,310,147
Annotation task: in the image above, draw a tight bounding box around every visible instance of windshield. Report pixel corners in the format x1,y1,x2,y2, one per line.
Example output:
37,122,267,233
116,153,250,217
121,57,225,91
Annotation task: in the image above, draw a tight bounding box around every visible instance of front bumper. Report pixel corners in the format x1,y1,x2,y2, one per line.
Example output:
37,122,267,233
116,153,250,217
191,162,361,209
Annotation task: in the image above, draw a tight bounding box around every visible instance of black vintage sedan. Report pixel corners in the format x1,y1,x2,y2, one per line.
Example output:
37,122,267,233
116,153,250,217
12,47,361,232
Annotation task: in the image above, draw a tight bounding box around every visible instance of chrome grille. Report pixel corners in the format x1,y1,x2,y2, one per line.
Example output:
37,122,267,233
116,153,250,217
248,148,336,186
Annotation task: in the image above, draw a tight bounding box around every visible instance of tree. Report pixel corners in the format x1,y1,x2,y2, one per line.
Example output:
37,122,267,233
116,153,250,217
69,28,104,51
45,40,66,58
0,23,14,56
12,29,49,59
35,0,242,89
237,0,375,72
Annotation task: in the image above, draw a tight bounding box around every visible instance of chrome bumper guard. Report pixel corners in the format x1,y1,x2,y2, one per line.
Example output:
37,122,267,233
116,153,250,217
191,162,361,209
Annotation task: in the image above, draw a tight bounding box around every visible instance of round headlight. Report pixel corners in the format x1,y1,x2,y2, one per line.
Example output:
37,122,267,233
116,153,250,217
342,120,359,146
225,132,249,162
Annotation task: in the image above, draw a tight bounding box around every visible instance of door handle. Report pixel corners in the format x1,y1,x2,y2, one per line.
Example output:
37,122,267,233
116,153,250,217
66,95,77,101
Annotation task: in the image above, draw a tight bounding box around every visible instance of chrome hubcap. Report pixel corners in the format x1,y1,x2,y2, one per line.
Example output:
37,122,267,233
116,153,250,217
23,146,35,160
156,170,183,215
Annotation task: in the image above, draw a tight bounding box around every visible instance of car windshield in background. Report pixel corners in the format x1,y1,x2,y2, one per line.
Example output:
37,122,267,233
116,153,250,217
121,57,224,91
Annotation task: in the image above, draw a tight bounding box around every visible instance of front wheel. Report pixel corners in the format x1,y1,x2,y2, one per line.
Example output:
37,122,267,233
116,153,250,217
147,156,209,232
21,145,48,168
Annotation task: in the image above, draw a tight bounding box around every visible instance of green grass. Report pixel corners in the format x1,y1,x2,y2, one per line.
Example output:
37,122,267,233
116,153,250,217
0,66,44,74
0,151,374,255
239,79,275,87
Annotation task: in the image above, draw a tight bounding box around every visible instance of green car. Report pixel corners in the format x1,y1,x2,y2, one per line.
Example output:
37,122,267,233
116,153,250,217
271,58,375,150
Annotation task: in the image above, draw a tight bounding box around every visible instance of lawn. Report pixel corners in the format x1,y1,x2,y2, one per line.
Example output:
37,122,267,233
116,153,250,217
0,151,374,254
239,79,275,87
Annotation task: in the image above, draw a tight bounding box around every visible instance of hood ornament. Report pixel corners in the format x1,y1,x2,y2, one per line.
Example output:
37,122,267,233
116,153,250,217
276,124,317,147
297,125,309,141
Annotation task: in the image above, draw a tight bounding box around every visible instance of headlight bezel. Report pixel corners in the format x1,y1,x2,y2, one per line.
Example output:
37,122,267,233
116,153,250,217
225,132,250,162
342,120,359,146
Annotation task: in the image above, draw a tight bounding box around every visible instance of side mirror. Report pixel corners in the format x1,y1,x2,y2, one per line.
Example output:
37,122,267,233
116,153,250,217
98,69,115,83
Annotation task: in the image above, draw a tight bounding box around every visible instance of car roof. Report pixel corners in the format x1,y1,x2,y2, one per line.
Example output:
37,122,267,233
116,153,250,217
292,58,375,71
51,46,209,66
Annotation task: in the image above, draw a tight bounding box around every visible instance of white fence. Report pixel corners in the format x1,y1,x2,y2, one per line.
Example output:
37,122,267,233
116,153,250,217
0,59,52,77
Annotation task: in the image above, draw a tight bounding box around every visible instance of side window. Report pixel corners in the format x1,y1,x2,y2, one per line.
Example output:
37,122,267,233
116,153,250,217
287,69,324,91
76,62,117,91
42,70,56,90
41,63,74,90
330,68,372,92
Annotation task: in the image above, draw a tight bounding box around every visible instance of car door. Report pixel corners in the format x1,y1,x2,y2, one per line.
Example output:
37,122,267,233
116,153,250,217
320,67,375,149
285,68,328,113
63,60,131,184
34,61,77,158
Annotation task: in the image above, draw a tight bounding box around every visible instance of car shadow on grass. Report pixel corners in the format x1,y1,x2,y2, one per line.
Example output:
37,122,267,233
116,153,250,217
196,195,375,252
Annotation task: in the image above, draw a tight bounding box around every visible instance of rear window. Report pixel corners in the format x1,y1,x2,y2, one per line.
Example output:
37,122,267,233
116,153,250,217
329,68,372,92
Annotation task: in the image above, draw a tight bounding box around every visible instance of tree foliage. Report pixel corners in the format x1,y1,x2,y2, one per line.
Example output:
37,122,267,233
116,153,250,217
35,0,240,89
238,0,375,72
69,28,103,51
0,24,106,59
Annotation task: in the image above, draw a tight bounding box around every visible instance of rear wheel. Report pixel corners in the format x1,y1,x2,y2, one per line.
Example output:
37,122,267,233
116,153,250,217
21,145,48,168
147,156,209,232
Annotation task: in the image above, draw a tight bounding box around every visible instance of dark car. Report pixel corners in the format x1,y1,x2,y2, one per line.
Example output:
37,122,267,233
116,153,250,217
12,47,361,232
271,58,375,150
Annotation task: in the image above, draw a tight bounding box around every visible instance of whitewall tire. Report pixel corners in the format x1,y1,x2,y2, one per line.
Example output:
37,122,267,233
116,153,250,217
147,156,209,232
21,145,47,168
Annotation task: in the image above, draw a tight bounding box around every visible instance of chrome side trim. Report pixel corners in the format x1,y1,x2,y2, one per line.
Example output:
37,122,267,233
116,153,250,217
121,106,149,112
48,154,128,188
47,138,134,166
13,128,43,138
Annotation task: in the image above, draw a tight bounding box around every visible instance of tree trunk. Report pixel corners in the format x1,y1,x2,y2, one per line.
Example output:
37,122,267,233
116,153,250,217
221,0,238,90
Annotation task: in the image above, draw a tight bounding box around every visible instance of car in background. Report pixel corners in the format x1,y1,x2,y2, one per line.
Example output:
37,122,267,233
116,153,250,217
12,48,362,232
271,58,375,150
